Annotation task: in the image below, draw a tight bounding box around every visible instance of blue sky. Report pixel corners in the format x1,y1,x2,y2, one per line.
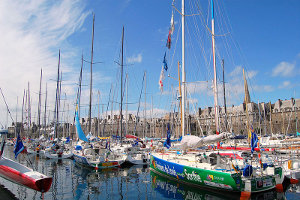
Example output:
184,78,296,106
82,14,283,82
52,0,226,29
0,0,299,126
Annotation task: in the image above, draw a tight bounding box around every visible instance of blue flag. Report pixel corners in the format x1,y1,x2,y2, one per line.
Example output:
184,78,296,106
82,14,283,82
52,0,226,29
14,134,25,159
250,127,258,153
164,124,171,149
66,136,70,144
163,52,168,71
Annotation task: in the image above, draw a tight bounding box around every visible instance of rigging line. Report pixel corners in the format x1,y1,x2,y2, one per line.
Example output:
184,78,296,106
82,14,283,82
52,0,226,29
0,88,15,124
83,59,103,64
168,18,181,78
172,4,201,17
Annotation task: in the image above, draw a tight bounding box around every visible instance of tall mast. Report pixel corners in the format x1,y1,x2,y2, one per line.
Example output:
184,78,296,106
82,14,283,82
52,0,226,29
15,96,18,138
126,73,129,136
269,102,273,135
54,50,60,139
21,90,25,137
211,0,219,135
258,99,262,137
144,71,147,138
222,59,227,131
44,83,47,135
120,26,124,145
79,54,83,118
28,82,31,130
37,68,42,137
181,0,186,137
88,13,95,133
177,61,183,138
97,90,100,137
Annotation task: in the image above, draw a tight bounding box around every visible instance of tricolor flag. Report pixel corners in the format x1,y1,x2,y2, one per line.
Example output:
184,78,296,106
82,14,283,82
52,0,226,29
14,134,25,159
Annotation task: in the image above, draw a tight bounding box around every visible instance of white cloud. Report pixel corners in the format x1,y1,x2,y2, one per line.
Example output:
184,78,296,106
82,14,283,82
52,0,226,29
272,61,295,77
278,81,291,89
127,53,142,64
253,85,274,92
0,0,89,126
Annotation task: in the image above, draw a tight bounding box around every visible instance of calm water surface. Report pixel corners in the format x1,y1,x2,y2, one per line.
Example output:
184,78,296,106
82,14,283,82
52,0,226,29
0,146,300,200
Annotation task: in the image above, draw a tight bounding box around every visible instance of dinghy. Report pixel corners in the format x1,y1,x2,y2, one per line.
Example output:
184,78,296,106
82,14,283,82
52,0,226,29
0,129,52,192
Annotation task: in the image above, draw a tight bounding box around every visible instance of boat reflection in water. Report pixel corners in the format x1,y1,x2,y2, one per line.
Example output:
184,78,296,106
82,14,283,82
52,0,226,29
150,171,286,200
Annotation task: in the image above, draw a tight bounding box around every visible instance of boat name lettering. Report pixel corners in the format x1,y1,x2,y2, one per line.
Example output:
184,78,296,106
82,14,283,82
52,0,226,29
184,169,202,182
156,162,177,176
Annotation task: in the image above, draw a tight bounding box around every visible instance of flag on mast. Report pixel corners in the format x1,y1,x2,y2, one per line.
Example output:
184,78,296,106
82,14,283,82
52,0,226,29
158,66,165,92
14,134,25,159
163,52,168,71
166,12,175,49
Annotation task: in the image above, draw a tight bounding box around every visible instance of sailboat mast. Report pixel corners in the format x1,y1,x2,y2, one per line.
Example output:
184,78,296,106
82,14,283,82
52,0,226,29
211,0,219,135
44,83,47,135
181,0,186,137
37,69,42,137
144,71,146,138
177,61,183,138
54,50,60,139
222,59,227,131
21,90,25,137
88,13,95,133
120,26,124,145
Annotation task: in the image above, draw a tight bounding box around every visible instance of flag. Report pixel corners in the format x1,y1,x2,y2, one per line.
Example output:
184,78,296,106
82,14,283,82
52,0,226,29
14,134,25,159
66,136,70,144
166,12,174,49
158,66,165,92
164,124,171,149
170,12,174,34
166,30,172,49
163,52,168,71
250,126,258,153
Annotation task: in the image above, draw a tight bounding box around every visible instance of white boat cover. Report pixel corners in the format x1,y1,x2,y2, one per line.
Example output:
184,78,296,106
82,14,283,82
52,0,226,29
179,132,231,150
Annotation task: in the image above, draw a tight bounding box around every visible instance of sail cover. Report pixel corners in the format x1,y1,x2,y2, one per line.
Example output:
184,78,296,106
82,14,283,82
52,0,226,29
75,110,88,142
179,132,231,150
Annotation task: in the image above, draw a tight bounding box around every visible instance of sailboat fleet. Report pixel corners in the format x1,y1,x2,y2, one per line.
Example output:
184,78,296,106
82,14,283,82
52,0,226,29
0,0,299,198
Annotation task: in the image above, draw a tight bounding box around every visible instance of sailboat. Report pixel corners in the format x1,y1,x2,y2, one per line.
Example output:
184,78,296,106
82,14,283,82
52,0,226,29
44,50,73,159
73,15,125,169
150,0,284,196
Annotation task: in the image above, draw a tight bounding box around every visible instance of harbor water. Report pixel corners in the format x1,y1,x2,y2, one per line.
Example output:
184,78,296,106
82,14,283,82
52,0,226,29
0,146,300,200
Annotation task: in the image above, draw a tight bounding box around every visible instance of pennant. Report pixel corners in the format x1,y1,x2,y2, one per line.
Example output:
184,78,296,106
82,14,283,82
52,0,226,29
163,52,168,71
14,134,25,159
158,66,165,92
